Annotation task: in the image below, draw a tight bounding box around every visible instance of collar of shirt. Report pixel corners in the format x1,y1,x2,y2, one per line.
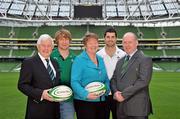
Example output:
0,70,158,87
38,53,56,75
97,46,126,59
38,52,49,67
53,48,76,62
128,49,138,60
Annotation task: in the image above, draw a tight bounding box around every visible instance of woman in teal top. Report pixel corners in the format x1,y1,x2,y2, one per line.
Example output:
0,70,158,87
71,32,110,119
51,29,76,119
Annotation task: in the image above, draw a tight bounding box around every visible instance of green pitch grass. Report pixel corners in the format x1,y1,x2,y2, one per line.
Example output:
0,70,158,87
0,72,180,119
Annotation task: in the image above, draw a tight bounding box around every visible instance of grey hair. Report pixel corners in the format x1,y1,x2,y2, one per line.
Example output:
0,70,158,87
37,34,54,46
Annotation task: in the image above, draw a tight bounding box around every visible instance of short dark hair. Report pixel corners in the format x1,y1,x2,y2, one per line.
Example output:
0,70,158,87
104,27,117,38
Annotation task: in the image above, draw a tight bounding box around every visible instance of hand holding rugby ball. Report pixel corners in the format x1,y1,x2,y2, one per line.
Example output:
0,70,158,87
85,82,106,97
48,85,72,102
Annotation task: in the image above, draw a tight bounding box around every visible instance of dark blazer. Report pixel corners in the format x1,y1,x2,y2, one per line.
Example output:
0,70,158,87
18,54,60,119
110,50,153,116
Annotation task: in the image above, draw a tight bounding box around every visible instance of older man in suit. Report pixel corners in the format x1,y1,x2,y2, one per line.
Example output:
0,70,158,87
18,34,60,119
110,32,153,119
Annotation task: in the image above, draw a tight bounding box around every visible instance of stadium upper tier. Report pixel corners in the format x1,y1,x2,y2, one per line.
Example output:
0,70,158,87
0,26,180,39
0,0,180,26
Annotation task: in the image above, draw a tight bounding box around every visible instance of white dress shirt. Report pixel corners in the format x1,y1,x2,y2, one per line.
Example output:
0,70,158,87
38,53,57,101
38,53,56,76
128,49,138,60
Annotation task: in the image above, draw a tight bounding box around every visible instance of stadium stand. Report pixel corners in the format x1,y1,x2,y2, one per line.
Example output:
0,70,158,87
0,0,180,72
1,25,180,38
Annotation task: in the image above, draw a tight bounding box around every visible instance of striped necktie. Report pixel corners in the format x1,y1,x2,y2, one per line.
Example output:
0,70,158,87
121,55,130,74
45,59,55,81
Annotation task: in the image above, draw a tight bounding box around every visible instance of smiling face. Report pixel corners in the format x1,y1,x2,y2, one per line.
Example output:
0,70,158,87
122,32,138,54
37,38,54,59
83,32,99,55
55,29,71,51
85,37,99,55
104,32,117,47
57,36,70,50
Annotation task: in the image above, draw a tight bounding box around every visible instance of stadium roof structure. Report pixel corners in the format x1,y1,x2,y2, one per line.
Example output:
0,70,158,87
0,0,180,27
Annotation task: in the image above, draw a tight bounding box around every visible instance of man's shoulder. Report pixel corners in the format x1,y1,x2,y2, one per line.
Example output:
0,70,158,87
116,47,125,53
69,49,77,57
51,48,59,56
52,48,58,52
115,47,126,58
135,50,152,62
22,55,38,66
97,47,105,57
25,54,38,60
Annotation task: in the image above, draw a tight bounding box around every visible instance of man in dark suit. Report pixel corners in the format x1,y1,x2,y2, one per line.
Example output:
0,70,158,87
18,34,60,119
110,32,153,119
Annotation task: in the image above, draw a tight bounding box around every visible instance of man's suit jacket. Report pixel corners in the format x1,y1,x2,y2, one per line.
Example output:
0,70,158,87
110,50,153,116
18,54,60,119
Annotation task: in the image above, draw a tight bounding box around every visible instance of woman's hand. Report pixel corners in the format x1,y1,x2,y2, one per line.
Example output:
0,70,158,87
87,92,99,100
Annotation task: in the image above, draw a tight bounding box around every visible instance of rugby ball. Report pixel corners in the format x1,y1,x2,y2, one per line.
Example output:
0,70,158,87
48,85,72,102
85,82,106,97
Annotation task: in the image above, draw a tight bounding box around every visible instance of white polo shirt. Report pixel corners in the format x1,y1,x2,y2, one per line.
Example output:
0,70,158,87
97,46,126,80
